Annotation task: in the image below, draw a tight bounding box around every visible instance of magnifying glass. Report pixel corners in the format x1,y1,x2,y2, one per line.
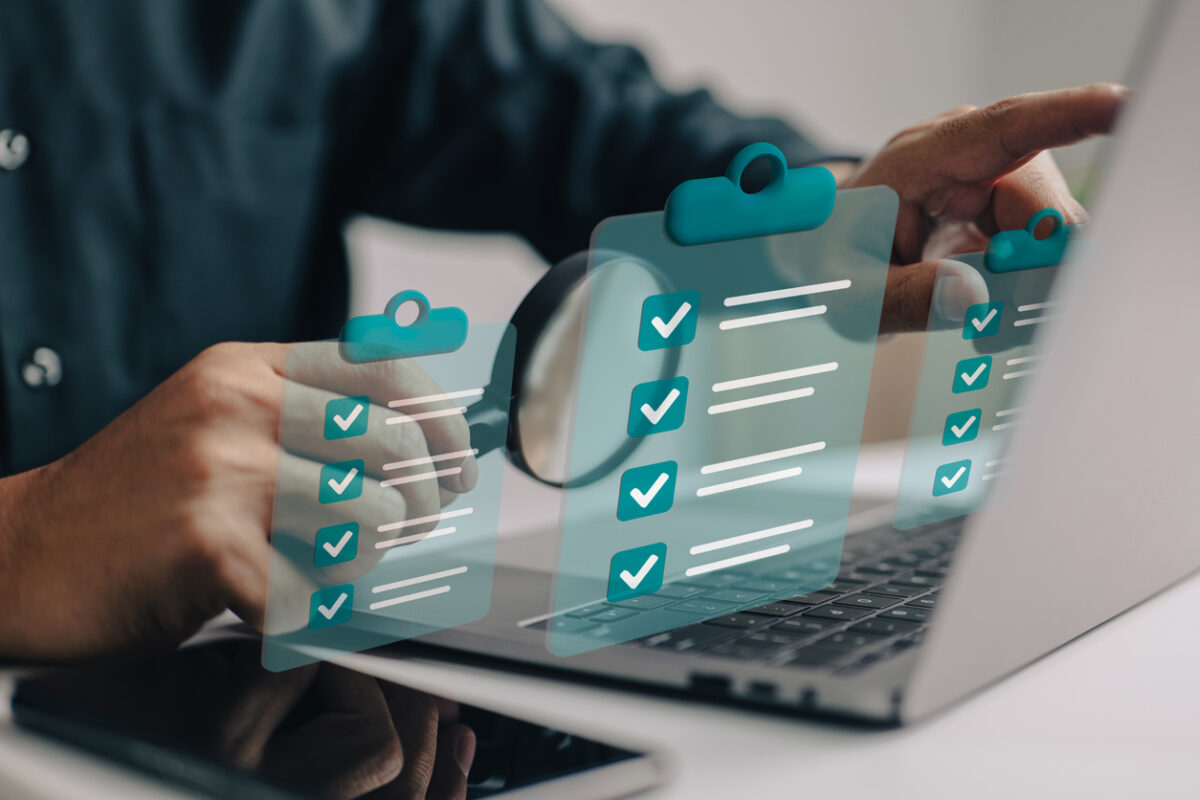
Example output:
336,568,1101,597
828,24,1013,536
464,250,677,488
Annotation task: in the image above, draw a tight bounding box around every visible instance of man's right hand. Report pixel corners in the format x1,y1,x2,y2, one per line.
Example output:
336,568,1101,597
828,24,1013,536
0,342,476,660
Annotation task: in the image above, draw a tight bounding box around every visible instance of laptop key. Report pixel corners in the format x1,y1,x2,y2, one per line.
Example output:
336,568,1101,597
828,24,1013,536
652,582,707,599
879,606,931,622
640,624,728,651
743,630,807,647
891,574,941,588
775,617,840,635
733,579,796,593
746,603,805,618
864,583,925,598
704,588,768,604
805,605,872,621
667,599,736,616
610,595,673,610
834,593,903,610
704,613,772,629
850,618,921,636
813,631,886,652
564,604,607,619
590,607,640,623
781,591,840,605
855,563,900,575
906,595,938,609
549,617,598,634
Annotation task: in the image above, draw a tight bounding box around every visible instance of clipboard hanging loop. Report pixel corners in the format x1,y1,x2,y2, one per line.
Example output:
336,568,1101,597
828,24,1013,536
724,141,789,190
985,207,1070,272
663,141,837,246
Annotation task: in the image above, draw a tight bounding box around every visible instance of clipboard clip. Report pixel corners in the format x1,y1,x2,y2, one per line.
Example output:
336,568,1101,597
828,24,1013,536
985,208,1071,272
338,290,469,363
663,142,837,246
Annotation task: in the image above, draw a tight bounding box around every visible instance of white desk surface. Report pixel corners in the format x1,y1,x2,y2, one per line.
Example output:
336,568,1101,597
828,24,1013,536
3,446,1198,799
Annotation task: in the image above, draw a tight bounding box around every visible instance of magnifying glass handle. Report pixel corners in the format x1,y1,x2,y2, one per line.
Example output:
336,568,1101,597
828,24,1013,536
464,398,509,458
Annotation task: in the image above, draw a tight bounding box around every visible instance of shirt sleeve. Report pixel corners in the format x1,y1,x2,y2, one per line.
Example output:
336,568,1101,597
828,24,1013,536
334,0,841,263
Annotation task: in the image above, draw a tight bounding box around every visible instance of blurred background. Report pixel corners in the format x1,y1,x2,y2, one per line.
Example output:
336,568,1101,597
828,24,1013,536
346,0,1154,450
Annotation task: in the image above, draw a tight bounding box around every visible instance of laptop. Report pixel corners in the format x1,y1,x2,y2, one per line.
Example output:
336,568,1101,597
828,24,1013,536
347,0,1200,724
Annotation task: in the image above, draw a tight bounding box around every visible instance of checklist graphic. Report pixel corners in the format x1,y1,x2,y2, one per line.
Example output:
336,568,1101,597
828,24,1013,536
962,301,1003,339
319,459,364,504
314,522,359,567
263,304,517,672
309,584,354,630
324,395,369,439
550,142,897,656
896,209,1070,529
932,459,972,497
942,409,981,446
627,377,689,437
952,356,992,394
638,290,700,350
607,543,667,603
617,461,678,521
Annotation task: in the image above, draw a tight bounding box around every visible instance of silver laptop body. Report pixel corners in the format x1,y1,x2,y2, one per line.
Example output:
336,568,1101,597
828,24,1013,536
398,0,1200,724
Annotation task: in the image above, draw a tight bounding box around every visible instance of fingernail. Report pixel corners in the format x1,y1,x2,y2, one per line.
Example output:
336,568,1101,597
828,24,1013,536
933,260,989,323
933,273,967,323
455,729,476,776
455,455,479,492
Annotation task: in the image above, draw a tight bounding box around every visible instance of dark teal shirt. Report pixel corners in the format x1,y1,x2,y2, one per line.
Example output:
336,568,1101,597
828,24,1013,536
0,0,826,474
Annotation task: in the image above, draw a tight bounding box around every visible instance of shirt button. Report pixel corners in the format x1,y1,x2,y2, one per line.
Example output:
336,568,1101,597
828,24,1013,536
0,128,30,170
21,347,62,388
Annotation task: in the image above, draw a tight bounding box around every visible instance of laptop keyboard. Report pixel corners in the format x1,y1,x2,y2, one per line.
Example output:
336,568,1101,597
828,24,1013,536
630,519,963,674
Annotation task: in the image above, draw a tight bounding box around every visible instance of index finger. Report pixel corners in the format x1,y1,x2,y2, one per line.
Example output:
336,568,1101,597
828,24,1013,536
937,83,1127,182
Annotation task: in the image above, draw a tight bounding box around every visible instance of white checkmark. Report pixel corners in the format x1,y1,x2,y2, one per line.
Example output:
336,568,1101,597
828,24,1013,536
322,529,355,558
640,388,681,425
327,467,359,495
317,592,348,620
960,363,988,386
650,302,692,338
970,308,999,332
332,403,364,431
629,472,670,508
940,466,967,488
619,554,660,589
949,415,978,438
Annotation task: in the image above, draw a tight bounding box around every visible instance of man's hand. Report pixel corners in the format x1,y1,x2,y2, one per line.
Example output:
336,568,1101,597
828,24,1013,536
828,83,1126,332
0,342,476,660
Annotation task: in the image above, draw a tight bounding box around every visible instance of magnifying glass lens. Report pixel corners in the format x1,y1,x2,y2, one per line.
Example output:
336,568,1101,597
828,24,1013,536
515,257,671,487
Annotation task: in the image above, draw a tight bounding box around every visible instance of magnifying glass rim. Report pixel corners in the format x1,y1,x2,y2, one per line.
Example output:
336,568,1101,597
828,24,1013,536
506,249,679,489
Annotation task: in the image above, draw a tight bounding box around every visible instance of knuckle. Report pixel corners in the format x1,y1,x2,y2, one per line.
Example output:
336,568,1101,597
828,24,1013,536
441,411,470,451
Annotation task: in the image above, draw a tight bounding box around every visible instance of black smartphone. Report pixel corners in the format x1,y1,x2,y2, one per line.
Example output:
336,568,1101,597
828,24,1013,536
11,641,663,799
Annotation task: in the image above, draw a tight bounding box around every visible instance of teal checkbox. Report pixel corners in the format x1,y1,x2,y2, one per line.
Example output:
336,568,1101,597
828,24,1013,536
607,543,668,603
324,395,369,440
963,301,1004,339
617,461,678,521
932,459,972,497
309,584,354,629
319,459,364,504
638,290,700,351
942,409,982,446
952,355,992,394
627,377,689,437
314,522,359,567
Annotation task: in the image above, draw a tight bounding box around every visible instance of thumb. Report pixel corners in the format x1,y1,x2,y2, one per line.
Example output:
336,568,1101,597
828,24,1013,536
881,259,989,334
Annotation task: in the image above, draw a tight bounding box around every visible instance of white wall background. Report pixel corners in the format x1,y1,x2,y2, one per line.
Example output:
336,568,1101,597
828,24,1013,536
346,0,1154,443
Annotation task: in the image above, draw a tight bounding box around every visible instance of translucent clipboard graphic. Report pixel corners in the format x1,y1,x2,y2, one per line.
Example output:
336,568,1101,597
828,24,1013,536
262,301,514,671
894,210,1073,529
547,143,898,657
